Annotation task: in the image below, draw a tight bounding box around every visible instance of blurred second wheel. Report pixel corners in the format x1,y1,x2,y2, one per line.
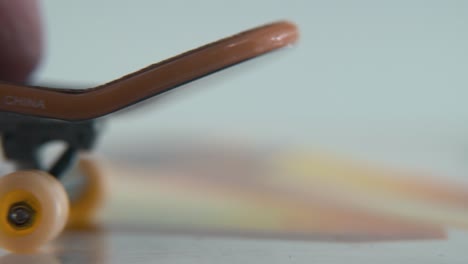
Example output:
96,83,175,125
62,156,106,229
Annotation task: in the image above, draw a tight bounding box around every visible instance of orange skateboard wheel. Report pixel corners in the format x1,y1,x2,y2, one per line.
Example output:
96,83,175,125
65,157,105,228
0,171,69,253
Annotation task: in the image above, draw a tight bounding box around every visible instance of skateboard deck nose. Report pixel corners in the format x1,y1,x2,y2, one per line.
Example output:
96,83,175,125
0,21,299,121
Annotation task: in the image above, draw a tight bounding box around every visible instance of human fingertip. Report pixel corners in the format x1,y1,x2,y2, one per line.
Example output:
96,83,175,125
0,0,43,83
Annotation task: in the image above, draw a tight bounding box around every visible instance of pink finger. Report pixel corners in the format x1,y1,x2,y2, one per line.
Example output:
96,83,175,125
0,0,43,83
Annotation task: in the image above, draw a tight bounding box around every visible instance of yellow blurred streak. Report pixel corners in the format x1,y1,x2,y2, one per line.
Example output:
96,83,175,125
274,152,468,229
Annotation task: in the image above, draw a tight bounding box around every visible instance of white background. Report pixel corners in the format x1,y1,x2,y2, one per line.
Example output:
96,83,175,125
38,0,468,181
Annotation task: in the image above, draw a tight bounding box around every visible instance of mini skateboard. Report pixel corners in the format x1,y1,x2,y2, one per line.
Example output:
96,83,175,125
0,21,298,252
